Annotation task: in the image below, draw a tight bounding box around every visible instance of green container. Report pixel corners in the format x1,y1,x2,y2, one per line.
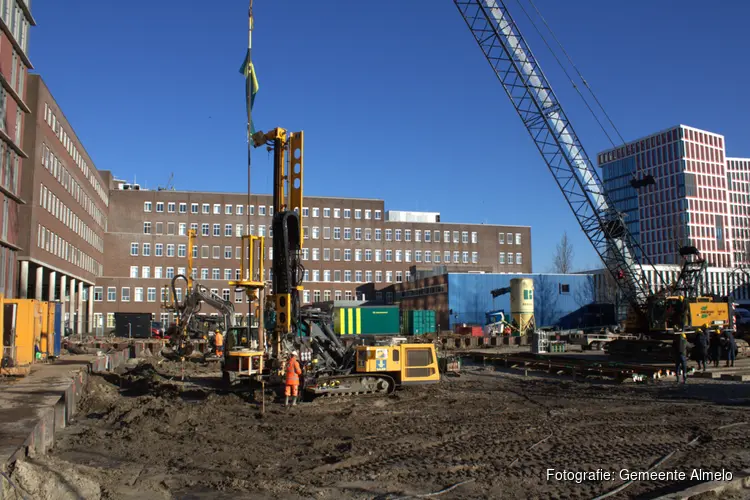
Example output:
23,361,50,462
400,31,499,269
405,309,437,335
334,306,400,335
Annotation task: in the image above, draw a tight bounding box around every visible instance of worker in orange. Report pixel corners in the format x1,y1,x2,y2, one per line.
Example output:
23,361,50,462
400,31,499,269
214,328,224,357
285,350,303,407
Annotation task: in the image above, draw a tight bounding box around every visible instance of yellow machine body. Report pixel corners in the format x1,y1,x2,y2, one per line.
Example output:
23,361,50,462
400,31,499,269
688,300,729,328
354,343,440,385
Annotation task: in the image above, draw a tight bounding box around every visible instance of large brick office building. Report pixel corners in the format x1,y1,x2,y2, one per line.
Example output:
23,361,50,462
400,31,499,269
92,183,531,330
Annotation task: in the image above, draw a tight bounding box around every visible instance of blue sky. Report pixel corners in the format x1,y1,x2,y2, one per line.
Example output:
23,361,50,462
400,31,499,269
29,1,750,272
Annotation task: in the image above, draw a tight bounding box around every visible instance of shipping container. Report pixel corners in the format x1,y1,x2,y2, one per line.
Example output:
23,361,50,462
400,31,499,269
404,310,437,335
456,325,484,337
6,299,44,365
334,306,400,335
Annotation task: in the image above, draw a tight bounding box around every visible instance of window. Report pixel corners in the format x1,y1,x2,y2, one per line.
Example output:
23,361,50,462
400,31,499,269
559,283,570,294
107,287,116,301
374,210,381,220
259,205,266,216
434,252,440,263
323,248,331,261
225,224,232,237
355,228,362,240
213,224,220,237
472,251,479,264
507,252,513,264
191,203,199,214
179,223,186,236
354,209,361,219
155,267,163,278
303,248,310,261
324,270,331,282
344,209,351,219
303,227,310,240
376,271,383,283
167,222,176,235
323,208,331,218
355,249,362,261
224,269,232,280
405,230,412,242
121,287,131,302
425,251,431,263
424,231,431,243
396,271,403,283
213,246,220,259
178,244,186,257
225,246,232,259
225,204,232,215
312,248,320,261
462,231,468,244
167,202,175,213
213,204,221,214
386,271,393,283
143,222,151,234
415,250,422,262
385,229,392,241
236,204,243,215
147,288,156,302
212,268,220,280
405,250,411,262
516,252,522,265
365,228,371,241
130,242,139,256
344,271,352,282
235,224,243,237
499,233,505,244
333,208,340,218
312,227,320,239
507,233,513,245
312,207,319,217
365,249,372,261
365,271,373,282
302,207,309,217
142,266,151,278
156,202,164,213
462,251,469,264
334,227,341,240
434,230,440,243
155,244,163,256
323,227,331,239
453,231,459,243
375,249,382,262
144,201,152,212
134,288,144,302
515,233,522,245
202,223,209,236
344,228,351,240
386,250,393,262
375,229,382,241
334,270,341,282
454,251,460,263
94,287,103,301
395,250,402,262
395,229,401,241
355,270,363,282
344,249,352,261
444,230,450,242
471,232,478,244
202,204,210,214
365,209,371,220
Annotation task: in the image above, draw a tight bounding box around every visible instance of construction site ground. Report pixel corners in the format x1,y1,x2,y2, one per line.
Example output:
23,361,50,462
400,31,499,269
6,356,749,500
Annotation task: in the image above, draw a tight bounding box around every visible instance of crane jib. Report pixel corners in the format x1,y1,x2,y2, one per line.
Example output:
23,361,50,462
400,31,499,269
453,0,661,313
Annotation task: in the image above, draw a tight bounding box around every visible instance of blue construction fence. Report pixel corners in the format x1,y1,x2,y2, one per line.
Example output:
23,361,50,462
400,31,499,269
446,273,594,329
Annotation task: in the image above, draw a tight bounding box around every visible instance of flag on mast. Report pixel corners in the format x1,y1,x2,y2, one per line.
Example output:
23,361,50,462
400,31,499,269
240,4,259,137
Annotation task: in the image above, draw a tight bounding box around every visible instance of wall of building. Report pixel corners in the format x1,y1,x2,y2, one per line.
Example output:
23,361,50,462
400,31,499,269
0,0,33,298
94,188,532,330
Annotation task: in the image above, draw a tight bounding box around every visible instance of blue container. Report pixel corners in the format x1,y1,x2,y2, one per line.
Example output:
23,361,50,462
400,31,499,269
53,302,62,356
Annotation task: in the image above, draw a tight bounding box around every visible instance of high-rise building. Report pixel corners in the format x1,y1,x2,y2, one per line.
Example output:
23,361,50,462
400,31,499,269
596,125,750,302
0,1,34,297
91,180,531,331
17,75,109,333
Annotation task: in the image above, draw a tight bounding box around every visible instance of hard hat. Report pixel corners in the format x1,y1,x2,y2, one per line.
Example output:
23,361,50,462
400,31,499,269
291,350,299,357
215,329,221,333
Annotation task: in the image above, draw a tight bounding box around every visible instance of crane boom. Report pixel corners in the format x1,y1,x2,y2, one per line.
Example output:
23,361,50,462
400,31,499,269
453,0,665,317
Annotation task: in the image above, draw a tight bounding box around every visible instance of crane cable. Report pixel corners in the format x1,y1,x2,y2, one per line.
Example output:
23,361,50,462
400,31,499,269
511,0,619,149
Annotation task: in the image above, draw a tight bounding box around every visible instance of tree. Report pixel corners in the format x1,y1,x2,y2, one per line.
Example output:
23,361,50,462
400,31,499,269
553,232,575,274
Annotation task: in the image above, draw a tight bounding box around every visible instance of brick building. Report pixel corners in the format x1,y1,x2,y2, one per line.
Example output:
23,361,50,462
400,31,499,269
16,75,109,333
92,183,531,330
0,0,34,298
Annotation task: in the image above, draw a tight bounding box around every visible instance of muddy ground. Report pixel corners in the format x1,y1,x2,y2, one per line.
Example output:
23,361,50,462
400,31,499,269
13,360,750,499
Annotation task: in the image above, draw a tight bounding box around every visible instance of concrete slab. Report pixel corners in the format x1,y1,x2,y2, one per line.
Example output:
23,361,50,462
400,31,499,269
0,350,133,468
720,373,750,382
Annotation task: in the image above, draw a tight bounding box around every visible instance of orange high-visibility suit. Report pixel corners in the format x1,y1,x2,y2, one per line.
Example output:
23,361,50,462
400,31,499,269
215,331,224,357
285,355,302,397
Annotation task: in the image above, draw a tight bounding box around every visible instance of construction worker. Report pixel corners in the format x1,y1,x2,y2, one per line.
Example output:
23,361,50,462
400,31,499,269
694,328,709,372
723,330,737,367
673,332,688,384
214,329,224,357
709,329,722,367
285,350,302,407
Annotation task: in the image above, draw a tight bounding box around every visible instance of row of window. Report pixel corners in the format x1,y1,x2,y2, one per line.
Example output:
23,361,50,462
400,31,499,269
37,224,102,276
143,201,384,222
41,143,106,228
0,139,19,197
499,252,524,265
0,87,24,150
40,183,103,252
1,0,30,54
43,104,108,207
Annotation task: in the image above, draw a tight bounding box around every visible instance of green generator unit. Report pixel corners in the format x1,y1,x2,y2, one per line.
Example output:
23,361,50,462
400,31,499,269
334,306,400,335
404,310,437,335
